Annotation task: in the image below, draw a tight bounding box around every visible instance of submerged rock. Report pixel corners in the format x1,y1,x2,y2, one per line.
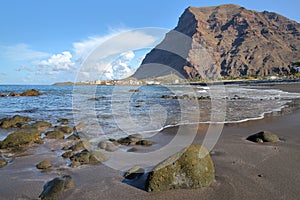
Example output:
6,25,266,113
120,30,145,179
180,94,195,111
0,128,41,150
39,175,75,200
36,160,52,170
69,140,90,151
129,89,140,92
247,131,280,143
146,144,215,192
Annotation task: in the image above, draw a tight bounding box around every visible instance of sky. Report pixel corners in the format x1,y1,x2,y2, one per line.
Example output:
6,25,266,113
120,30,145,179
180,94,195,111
0,0,299,84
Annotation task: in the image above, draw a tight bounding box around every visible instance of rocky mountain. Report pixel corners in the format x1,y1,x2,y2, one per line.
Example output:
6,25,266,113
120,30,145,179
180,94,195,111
132,4,300,80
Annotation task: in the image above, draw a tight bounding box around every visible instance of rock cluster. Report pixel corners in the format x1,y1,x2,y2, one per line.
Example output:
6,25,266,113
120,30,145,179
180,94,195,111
247,131,280,143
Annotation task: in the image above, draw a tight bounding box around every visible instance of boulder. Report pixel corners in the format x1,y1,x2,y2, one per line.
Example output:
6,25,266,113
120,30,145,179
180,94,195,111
0,156,8,168
36,160,52,170
247,131,280,143
0,128,41,150
33,121,52,133
20,89,42,96
123,166,145,179
39,175,75,200
55,126,73,134
145,145,215,192
45,131,65,139
57,118,69,124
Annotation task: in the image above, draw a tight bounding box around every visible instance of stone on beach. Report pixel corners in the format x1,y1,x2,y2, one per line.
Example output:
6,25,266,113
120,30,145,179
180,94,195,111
36,160,52,170
70,150,108,166
247,131,280,143
98,140,118,152
123,166,145,180
145,144,215,192
39,175,75,200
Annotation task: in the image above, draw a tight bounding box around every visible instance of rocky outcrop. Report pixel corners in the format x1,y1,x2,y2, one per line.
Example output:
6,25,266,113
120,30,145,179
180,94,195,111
39,175,75,200
132,4,300,80
145,144,215,192
0,115,31,129
0,89,42,97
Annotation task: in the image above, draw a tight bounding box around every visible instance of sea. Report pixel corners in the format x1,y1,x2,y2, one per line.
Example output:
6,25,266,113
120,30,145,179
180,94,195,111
0,84,300,141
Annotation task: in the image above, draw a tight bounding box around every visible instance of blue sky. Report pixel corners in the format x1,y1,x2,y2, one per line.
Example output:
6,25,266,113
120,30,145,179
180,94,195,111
0,0,299,84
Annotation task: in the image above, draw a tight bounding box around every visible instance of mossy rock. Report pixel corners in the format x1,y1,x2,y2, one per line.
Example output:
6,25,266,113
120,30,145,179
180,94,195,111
36,160,52,170
32,121,52,130
0,156,8,168
45,131,65,139
145,144,215,192
0,128,41,150
247,131,280,143
57,118,69,124
55,126,73,134
98,141,118,152
0,115,31,129
39,175,75,200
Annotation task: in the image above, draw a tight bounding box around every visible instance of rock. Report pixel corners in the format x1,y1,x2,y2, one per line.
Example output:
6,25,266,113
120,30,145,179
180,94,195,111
70,150,107,166
36,160,52,170
62,151,75,159
55,126,73,134
70,161,81,168
0,128,41,150
66,133,80,140
127,147,138,152
69,140,90,151
0,156,8,168
73,122,86,132
137,140,153,146
57,118,69,124
39,175,75,200
45,131,65,139
117,134,143,145
20,89,42,96
145,144,215,192
98,141,118,152
61,145,69,150
32,121,52,133
247,131,280,143
129,89,140,92
0,115,31,129
123,166,145,179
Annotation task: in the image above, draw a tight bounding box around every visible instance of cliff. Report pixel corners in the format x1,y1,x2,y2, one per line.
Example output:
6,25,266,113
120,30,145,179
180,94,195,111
132,4,300,79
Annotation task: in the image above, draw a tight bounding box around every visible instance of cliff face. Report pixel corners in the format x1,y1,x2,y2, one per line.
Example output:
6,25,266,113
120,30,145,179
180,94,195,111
132,4,300,79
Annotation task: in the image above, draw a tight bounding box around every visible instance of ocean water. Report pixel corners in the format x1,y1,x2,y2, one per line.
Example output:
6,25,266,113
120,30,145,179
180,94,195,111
0,84,300,140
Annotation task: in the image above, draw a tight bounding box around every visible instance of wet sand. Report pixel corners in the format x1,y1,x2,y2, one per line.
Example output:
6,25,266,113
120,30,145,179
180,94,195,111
0,83,299,200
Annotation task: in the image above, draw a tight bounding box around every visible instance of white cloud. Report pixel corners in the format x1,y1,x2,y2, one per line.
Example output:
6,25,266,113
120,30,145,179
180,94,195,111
74,29,164,81
0,43,49,61
38,51,75,71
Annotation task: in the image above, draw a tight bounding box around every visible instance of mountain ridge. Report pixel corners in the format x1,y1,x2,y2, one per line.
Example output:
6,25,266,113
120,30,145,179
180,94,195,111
132,4,300,80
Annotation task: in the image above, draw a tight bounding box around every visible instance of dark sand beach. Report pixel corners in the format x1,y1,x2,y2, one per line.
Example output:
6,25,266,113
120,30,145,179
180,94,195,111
0,83,299,200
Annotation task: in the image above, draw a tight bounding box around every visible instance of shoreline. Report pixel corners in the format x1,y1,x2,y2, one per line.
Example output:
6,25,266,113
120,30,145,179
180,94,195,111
0,83,299,199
